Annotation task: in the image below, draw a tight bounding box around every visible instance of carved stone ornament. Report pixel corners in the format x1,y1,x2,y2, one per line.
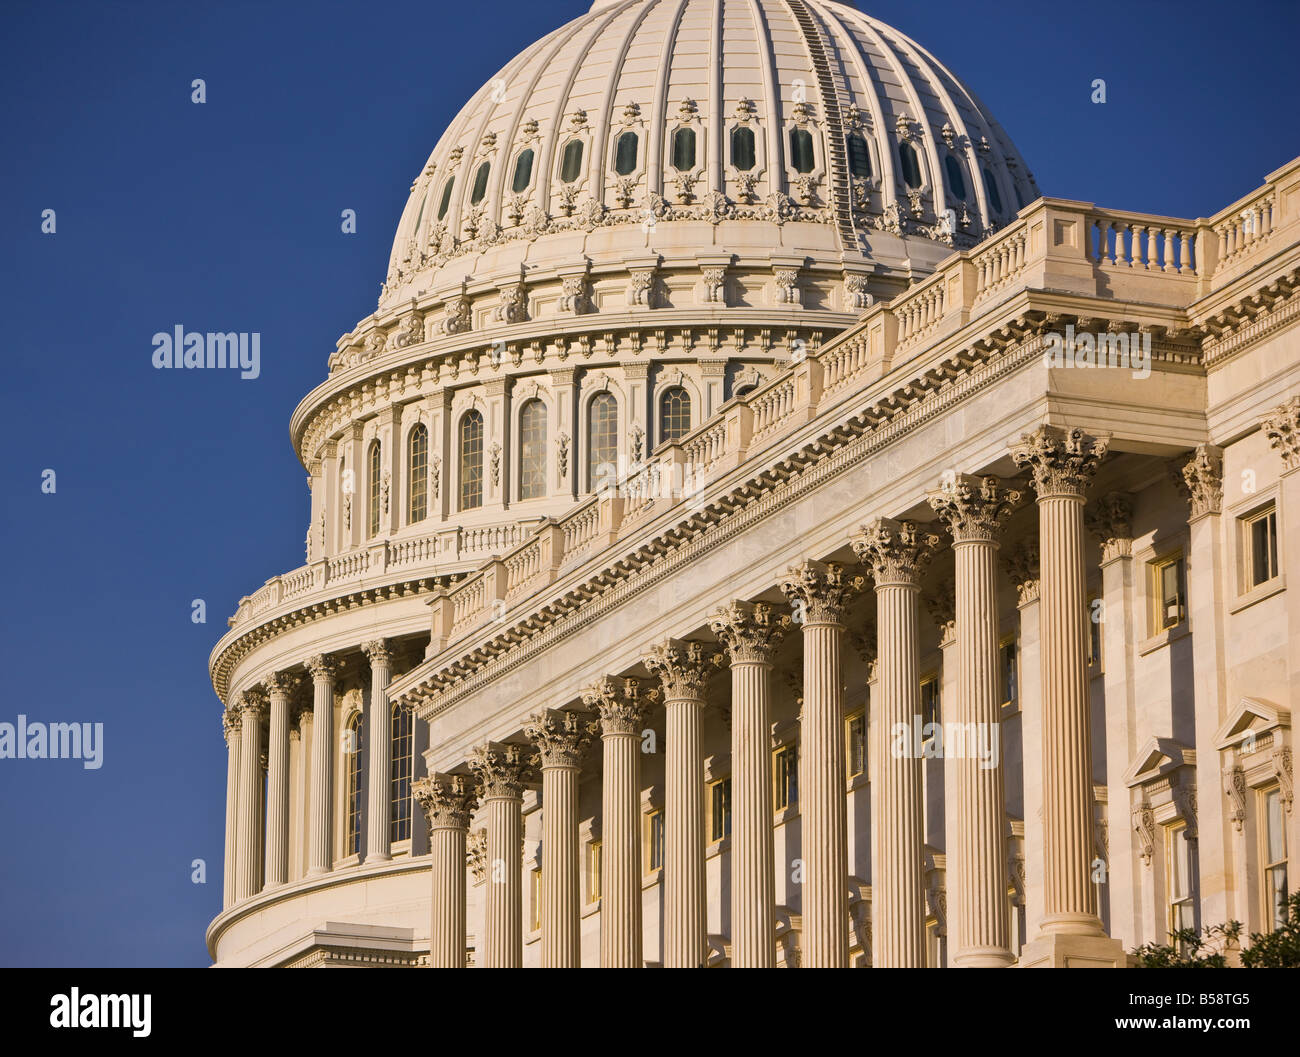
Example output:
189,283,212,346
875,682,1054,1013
1002,540,1041,606
926,474,1022,544
1085,492,1135,562
581,676,648,736
1133,801,1155,866
1261,395,1300,472
1010,424,1109,500
442,295,471,335
778,560,865,627
1223,764,1247,833
524,708,596,769
850,517,941,587
1180,444,1224,519
413,773,477,832
709,600,789,664
468,741,528,800
643,638,718,700
556,432,570,479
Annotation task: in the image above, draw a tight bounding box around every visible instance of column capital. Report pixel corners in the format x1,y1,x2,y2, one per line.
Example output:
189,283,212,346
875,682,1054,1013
262,671,300,698
362,639,394,667
709,600,789,664
525,709,596,769
469,741,529,799
1086,492,1135,561
925,576,956,647
237,687,267,718
1009,425,1109,500
305,653,339,681
222,707,242,741
850,517,941,586
643,638,720,699
927,474,1023,544
1002,540,1041,606
779,560,866,626
1261,395,1300,473
1179,444,1225,520
581,676,651,735
414,772,477,832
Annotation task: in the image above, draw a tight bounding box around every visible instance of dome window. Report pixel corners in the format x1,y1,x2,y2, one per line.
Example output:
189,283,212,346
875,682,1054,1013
459,410,484,511
982,167,1003,214
671,127,696,172
614,131,638,176
561,139,585,183
789,128,815,174
730,126,756,171
436,176,455,220
944,154,967,201
470,161,491,205
512,149,535,193
899,141,922,190
846,133,872,179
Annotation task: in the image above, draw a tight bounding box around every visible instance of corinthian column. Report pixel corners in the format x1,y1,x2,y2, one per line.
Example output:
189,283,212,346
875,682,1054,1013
779,561,864,968
929,475,1022,967
222,707,241,909
851,518,940,967
709,600,788,968
234,688,267,901
524,709,594,967
644,638,714,968
263,672,295,888
362,640,394,864
583,677,648,967
414,772,477,968
1011,425,1125,967
305,654,338,877
468,742,527,968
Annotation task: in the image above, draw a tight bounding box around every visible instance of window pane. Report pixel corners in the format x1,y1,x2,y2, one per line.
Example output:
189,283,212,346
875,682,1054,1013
672,127,696,172
518,399,547,500
731,125,756,171
346,716,363,857
587,392,618,490
470,161,490,205
1266,788,1286,861
944,154,967,200
459,411,484,510
408,424,428,523
512,149,534,193
659,386,691,445
368,440,382,537
847,714,866,777
437,177,454,220
614,131,638,176
899,141,922,190
390,703,412,842
561,139,584,183
789,127,815,174
846,133,871,179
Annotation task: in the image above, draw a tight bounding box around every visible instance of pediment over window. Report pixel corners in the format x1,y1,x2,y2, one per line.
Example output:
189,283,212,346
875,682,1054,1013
1215,697,1290,751
1124,735,1195,787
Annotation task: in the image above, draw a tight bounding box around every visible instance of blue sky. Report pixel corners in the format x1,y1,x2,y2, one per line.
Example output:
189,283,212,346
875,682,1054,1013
0,0,1295,967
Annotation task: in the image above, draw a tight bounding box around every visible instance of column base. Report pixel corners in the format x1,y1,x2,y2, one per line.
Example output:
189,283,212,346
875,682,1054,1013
1016,932,1131,968
363,853,392,865
306,866,330,878
952,946,1016,968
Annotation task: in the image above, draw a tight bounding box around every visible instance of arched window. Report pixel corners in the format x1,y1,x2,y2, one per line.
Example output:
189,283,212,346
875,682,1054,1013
344,712,363,858
789,127,815,174
944,154,968,201
512,149,534,193
982,167,1004,214
671,127,696,171
459,410,484,511
560,139,584,183
614,131,638,176
846,133,872,179
587,391,618,490
367,440,382,537
899,141,922,190
390,703,412,844
659,387,691,445
437,176,455,220
407,423,428,523
518,399,547,500
470,161,491,205
731,125,756,171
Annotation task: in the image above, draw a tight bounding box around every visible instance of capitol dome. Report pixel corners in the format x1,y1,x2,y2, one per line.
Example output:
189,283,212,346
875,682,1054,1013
378,0,1038,312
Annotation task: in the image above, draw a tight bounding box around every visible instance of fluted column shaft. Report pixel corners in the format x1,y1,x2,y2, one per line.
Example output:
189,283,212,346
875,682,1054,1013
363,641,394,864
710,601,787,968
526,709,592,968
853,519,939,968
415,773,476,968
222,710,241,908
470,742,526,968
306,655,338,877
645,640,712,968
264,675,293,888
234,690,266,901
780,562,862,968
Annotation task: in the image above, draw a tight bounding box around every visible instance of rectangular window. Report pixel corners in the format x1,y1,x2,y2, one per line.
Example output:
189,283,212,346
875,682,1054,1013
1086,595,1103,669
1167,823,1195,942
845,711,866,779
646,811,664,872
1245,505,1280,590
530,867,542,931
999,636,1018,708
587,840,601,904
709,778,731,842
773,744,798,812
1263,786,1289,931
920,673,940,746
1150,552,1186,633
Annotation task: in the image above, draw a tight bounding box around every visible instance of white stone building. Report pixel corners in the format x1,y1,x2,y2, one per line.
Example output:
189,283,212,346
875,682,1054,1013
207,0,1298,967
